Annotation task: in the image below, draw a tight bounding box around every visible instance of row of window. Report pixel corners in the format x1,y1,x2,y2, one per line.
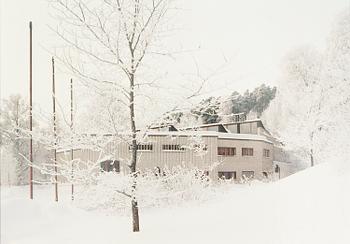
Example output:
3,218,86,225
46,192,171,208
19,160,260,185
162,144,185,151
218,171,269,180
218,147,270,157
129,144,270,157
129,144,154,151
101,162,266,181
218,171,255,180
217,147,236,156
130,144,197,151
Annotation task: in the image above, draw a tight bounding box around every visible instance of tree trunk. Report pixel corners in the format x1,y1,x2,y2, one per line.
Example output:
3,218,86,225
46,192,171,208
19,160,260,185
129,70,140,232
310,132,315,167
310,148,314,167
130,149,140,232
131,182,140,232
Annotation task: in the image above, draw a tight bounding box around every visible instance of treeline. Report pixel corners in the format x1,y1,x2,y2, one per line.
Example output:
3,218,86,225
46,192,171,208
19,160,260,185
171,84,276,125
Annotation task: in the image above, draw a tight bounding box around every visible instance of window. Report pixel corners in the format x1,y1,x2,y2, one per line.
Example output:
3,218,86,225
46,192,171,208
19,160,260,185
218,171,236,180
263,149,270,157
242,148,254,156
138,144,153,151
162,144,185,151
218,147,236,156
129,144,153,151
242,171,254,179
100,160,120,173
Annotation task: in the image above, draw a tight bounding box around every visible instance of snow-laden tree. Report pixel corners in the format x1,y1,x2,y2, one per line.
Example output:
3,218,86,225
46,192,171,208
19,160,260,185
217,95,234,123
174,84,276,125
49,0,212,232
276,46,322,167
321,10,350,162
263,10,350,167
0,95,51,185
0,95,33,185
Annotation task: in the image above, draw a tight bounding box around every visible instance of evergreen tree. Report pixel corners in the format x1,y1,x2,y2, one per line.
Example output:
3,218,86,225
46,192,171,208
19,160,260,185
174,84,276,124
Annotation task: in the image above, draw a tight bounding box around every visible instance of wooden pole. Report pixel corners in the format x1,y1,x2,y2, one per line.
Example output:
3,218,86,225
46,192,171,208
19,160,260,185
52,57,58,202
29,21,33,200
70,78,74,201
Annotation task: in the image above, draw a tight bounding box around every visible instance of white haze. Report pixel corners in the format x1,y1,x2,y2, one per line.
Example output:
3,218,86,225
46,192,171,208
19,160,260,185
1,0,349,116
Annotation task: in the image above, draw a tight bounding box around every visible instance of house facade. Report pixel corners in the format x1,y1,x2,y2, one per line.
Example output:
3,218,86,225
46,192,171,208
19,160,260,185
58,119,276,181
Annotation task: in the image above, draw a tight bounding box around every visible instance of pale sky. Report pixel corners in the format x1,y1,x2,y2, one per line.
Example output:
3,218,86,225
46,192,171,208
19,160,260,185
1,0,349,114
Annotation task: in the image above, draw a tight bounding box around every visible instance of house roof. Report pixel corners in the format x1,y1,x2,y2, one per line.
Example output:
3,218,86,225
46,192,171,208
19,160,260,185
178,119,267,131
148,124,178,131
82,119,271,136
146,131,273,144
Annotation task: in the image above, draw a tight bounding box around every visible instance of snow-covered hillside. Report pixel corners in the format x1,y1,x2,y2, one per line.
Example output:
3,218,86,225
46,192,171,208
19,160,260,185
2,161,349,244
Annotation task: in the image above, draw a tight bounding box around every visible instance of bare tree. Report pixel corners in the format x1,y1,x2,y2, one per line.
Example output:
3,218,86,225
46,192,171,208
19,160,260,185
1,95,31,185
263,10,350,167
0,95,53,185
50,0,211,232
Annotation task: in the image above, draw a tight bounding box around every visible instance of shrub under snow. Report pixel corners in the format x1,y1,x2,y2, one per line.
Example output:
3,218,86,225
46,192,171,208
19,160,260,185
74,167,220,214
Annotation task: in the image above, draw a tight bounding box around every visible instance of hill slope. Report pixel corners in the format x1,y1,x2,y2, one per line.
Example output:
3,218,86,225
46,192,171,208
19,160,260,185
1,161,349,244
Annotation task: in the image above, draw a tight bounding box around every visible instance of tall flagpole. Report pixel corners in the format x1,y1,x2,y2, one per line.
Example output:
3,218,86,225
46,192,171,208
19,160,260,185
29,21,33,200
52,57,58,202
70,78,74,201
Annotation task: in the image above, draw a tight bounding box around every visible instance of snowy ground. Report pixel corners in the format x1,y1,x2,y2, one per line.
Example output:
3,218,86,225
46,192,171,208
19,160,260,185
2,161,350,244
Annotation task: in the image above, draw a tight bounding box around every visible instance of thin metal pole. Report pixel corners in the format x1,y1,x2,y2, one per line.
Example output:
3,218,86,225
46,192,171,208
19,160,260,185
70,78,74,201
29,21,33,200
52,57,58,202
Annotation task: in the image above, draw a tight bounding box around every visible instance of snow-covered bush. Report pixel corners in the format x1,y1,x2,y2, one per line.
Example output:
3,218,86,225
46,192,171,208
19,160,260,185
74,166,216,214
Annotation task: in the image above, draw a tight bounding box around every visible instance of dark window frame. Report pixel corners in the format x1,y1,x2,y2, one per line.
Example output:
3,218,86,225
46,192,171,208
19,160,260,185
263,149,270,158
218,147,236,156
218,171,237,180
242,170,254,179
162,144,185,151
100,160,120,173
129,144,153,151
242,147,254,156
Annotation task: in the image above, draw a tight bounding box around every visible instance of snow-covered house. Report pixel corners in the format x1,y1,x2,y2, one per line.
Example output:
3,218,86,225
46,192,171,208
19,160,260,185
58,119,277,181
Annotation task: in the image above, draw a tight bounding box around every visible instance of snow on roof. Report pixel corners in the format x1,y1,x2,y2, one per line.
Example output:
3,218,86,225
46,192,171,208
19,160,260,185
83,119,267,135
146,131,273,144
149,124,178,130
178,119,265,130
146,130,219,137
217,133,273,144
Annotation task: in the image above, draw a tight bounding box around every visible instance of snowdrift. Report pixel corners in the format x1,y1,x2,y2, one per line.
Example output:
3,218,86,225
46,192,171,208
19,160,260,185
1,161,349,244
